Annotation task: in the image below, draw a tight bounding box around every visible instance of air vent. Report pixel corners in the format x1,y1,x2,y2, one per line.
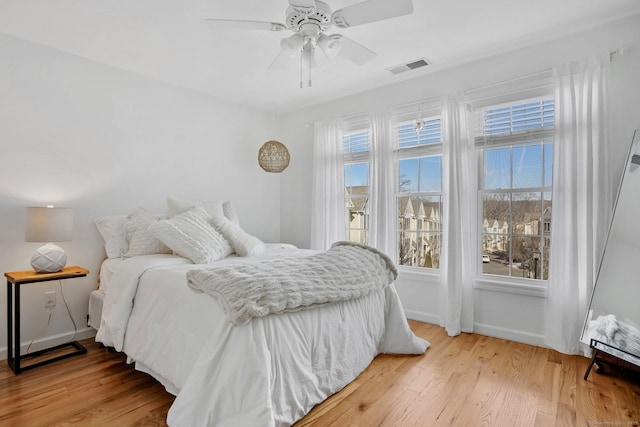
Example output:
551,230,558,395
388,58,430,75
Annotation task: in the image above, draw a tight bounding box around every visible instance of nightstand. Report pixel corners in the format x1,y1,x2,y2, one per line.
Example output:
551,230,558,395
5,266,89,374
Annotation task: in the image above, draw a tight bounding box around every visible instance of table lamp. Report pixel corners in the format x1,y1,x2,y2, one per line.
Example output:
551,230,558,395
25,206,74,273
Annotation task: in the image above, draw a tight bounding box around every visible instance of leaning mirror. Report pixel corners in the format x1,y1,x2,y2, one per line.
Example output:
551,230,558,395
581,129,640,378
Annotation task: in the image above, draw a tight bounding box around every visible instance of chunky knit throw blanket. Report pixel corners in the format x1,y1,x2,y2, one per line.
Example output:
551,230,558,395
187,241,398,325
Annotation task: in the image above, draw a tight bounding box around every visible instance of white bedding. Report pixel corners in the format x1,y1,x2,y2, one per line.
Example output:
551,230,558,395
95,245,429,427
98,257,125,292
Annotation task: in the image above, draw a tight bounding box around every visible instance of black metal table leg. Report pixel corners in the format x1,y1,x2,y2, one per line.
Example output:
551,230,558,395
15,280,21,373
6,280,13,371
584,348,600,380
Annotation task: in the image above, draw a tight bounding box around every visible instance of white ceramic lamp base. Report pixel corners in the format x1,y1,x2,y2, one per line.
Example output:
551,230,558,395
31,243,67,273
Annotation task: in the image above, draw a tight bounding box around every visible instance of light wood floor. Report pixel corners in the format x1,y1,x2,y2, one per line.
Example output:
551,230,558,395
1,321,639,426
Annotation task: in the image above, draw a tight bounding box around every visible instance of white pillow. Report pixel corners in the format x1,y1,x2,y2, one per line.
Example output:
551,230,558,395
209,214,264,257
222,201,240,225
149,206,233,264
123,208,172,257
167,196,224,219
167,197,240,224
95,215,128,258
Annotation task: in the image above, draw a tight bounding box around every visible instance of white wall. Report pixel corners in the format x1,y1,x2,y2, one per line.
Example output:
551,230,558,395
279,14,640,347
0,33,282,358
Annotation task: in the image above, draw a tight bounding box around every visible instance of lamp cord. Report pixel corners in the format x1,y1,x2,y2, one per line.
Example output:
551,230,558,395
59,279,78,342
308,42,312,87
23,279,78,355
25,312,52,355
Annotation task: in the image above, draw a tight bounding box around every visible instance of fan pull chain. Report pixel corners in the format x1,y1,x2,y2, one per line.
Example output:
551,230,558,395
299,49,303,89
308,42,312,87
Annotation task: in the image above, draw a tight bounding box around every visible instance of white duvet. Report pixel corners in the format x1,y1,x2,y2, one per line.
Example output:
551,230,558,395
95,245,429,427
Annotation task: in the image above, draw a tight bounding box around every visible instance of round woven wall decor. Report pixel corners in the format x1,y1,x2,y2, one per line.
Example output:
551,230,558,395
258,140,290,173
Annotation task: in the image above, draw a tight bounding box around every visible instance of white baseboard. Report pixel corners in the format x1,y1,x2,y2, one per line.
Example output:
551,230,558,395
473,322,546,348
405,309,441,326
0,327,96,361
404,311,546,348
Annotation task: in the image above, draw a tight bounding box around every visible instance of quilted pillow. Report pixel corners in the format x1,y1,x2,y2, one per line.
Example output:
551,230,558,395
149,206,233,264
167,197,240,224
123,208,172,258
95,215,128,258
209,214,264,257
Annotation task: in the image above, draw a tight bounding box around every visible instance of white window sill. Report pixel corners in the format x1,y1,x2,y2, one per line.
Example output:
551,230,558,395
473,275,547,297
397,266,440,284
394,268,548,297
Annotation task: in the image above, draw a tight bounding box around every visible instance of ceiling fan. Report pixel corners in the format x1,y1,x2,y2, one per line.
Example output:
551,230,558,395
205,0,414,87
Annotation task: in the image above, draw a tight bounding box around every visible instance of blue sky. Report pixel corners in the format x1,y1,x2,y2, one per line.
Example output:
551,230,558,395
484,143,553,190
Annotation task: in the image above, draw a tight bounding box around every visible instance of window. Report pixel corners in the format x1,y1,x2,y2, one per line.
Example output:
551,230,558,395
477,98,554,280
396,117,443,269
344,129,370,245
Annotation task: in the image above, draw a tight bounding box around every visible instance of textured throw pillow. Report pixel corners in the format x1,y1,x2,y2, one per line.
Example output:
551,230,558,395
167,197,240,224
209,214,264,257
95,215,128,258
123,208,172,258
149,206,233,264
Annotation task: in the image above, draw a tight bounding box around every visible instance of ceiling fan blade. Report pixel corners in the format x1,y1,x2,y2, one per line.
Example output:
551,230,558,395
205,19,287,31
268,49,293,71
332,0,413,28
333,35,376,65
288,0,316,9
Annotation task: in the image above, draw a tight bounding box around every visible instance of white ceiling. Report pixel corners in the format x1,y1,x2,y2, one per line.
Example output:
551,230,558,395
1,0,640,113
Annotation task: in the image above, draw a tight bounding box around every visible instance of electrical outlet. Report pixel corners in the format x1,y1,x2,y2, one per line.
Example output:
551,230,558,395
44,291,56,308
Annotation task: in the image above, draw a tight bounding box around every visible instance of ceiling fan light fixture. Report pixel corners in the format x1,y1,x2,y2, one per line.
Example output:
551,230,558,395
318,34,341,57
280,33,304,56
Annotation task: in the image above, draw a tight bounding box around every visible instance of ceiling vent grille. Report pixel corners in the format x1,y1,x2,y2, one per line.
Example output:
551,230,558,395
388,58,431,75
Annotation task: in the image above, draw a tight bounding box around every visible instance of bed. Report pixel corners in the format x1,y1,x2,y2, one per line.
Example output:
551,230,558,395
92,199,430,427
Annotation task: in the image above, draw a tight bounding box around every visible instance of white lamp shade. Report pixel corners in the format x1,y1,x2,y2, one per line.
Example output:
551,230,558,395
26,207,73,242
25,206,73,273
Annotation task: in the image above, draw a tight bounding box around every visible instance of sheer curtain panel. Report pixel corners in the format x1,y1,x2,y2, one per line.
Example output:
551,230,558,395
311,119,346,251
441,94,475,336
545,57,612,354
369,110,397,257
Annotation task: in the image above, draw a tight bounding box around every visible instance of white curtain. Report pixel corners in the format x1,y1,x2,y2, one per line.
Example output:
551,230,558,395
368,110,397,257
441,94,475,336
545,57,612,354
310,119,345,251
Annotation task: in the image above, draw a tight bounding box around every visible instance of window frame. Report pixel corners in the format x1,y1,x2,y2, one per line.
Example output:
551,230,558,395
394,115,444,272
473,96,554,294
343,127,371,246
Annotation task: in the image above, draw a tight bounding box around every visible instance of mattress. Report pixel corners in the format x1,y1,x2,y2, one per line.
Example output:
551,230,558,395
88,257,126,330
88,289,104,330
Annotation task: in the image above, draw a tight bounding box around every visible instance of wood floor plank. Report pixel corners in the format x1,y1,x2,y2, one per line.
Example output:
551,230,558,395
0,321,638,426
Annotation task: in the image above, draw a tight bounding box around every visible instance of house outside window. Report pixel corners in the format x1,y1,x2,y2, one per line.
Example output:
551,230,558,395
477,98,554,280
395,116,443,269
343,128,370,245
